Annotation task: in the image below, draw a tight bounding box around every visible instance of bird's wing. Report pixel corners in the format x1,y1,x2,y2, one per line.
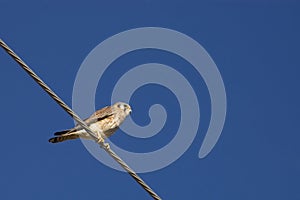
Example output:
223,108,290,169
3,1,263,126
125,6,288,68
74,106,114,130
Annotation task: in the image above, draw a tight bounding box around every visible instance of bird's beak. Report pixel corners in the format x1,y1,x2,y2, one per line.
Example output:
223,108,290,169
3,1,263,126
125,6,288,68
129,107,132,114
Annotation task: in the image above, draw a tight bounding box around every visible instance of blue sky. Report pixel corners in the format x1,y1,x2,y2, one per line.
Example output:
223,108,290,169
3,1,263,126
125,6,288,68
0,1,299,199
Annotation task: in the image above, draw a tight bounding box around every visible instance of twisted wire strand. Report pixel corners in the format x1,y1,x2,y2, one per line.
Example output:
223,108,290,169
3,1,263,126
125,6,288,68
0,39,161,200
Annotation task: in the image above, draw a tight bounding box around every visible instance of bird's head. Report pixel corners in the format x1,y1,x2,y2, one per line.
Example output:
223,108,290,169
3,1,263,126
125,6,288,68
114,102,132,116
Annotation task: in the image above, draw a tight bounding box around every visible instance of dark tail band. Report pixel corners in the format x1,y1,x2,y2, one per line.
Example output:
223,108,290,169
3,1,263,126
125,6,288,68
49,134,79,143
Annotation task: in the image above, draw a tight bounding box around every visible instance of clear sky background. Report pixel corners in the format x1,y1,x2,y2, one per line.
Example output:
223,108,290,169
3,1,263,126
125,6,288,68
0,1,299,199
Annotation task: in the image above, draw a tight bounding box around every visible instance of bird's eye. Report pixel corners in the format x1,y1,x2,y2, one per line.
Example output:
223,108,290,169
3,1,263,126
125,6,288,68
118,104,125,110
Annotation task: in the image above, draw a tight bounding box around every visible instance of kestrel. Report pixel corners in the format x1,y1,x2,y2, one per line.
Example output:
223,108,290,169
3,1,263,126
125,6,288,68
49,102,132,143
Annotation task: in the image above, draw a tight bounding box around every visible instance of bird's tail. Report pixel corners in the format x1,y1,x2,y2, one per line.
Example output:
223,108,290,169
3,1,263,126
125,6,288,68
48,134,79,143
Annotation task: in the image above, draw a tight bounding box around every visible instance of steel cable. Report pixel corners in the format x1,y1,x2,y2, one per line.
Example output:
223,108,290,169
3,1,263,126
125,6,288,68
0,39,161,200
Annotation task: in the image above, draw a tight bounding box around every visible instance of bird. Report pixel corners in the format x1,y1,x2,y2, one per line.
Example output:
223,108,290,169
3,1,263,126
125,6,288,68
49,102,132,144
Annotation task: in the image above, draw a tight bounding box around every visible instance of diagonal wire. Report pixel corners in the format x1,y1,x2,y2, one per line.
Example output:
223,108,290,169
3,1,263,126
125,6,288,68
0,38,161,200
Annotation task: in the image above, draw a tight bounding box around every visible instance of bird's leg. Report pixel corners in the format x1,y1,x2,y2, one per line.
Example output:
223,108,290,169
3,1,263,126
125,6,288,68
95,131,110,149
95,131,104,144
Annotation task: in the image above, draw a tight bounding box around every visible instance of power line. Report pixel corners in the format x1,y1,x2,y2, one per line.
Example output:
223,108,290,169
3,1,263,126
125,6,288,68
0,39,161,200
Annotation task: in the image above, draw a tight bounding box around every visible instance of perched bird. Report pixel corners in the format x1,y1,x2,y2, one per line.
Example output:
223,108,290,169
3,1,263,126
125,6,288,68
49,102,132,143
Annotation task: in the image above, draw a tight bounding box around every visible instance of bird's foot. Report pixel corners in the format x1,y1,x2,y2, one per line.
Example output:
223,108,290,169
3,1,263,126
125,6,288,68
96,137,110,149
96,137,104,144
103,142,110,149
